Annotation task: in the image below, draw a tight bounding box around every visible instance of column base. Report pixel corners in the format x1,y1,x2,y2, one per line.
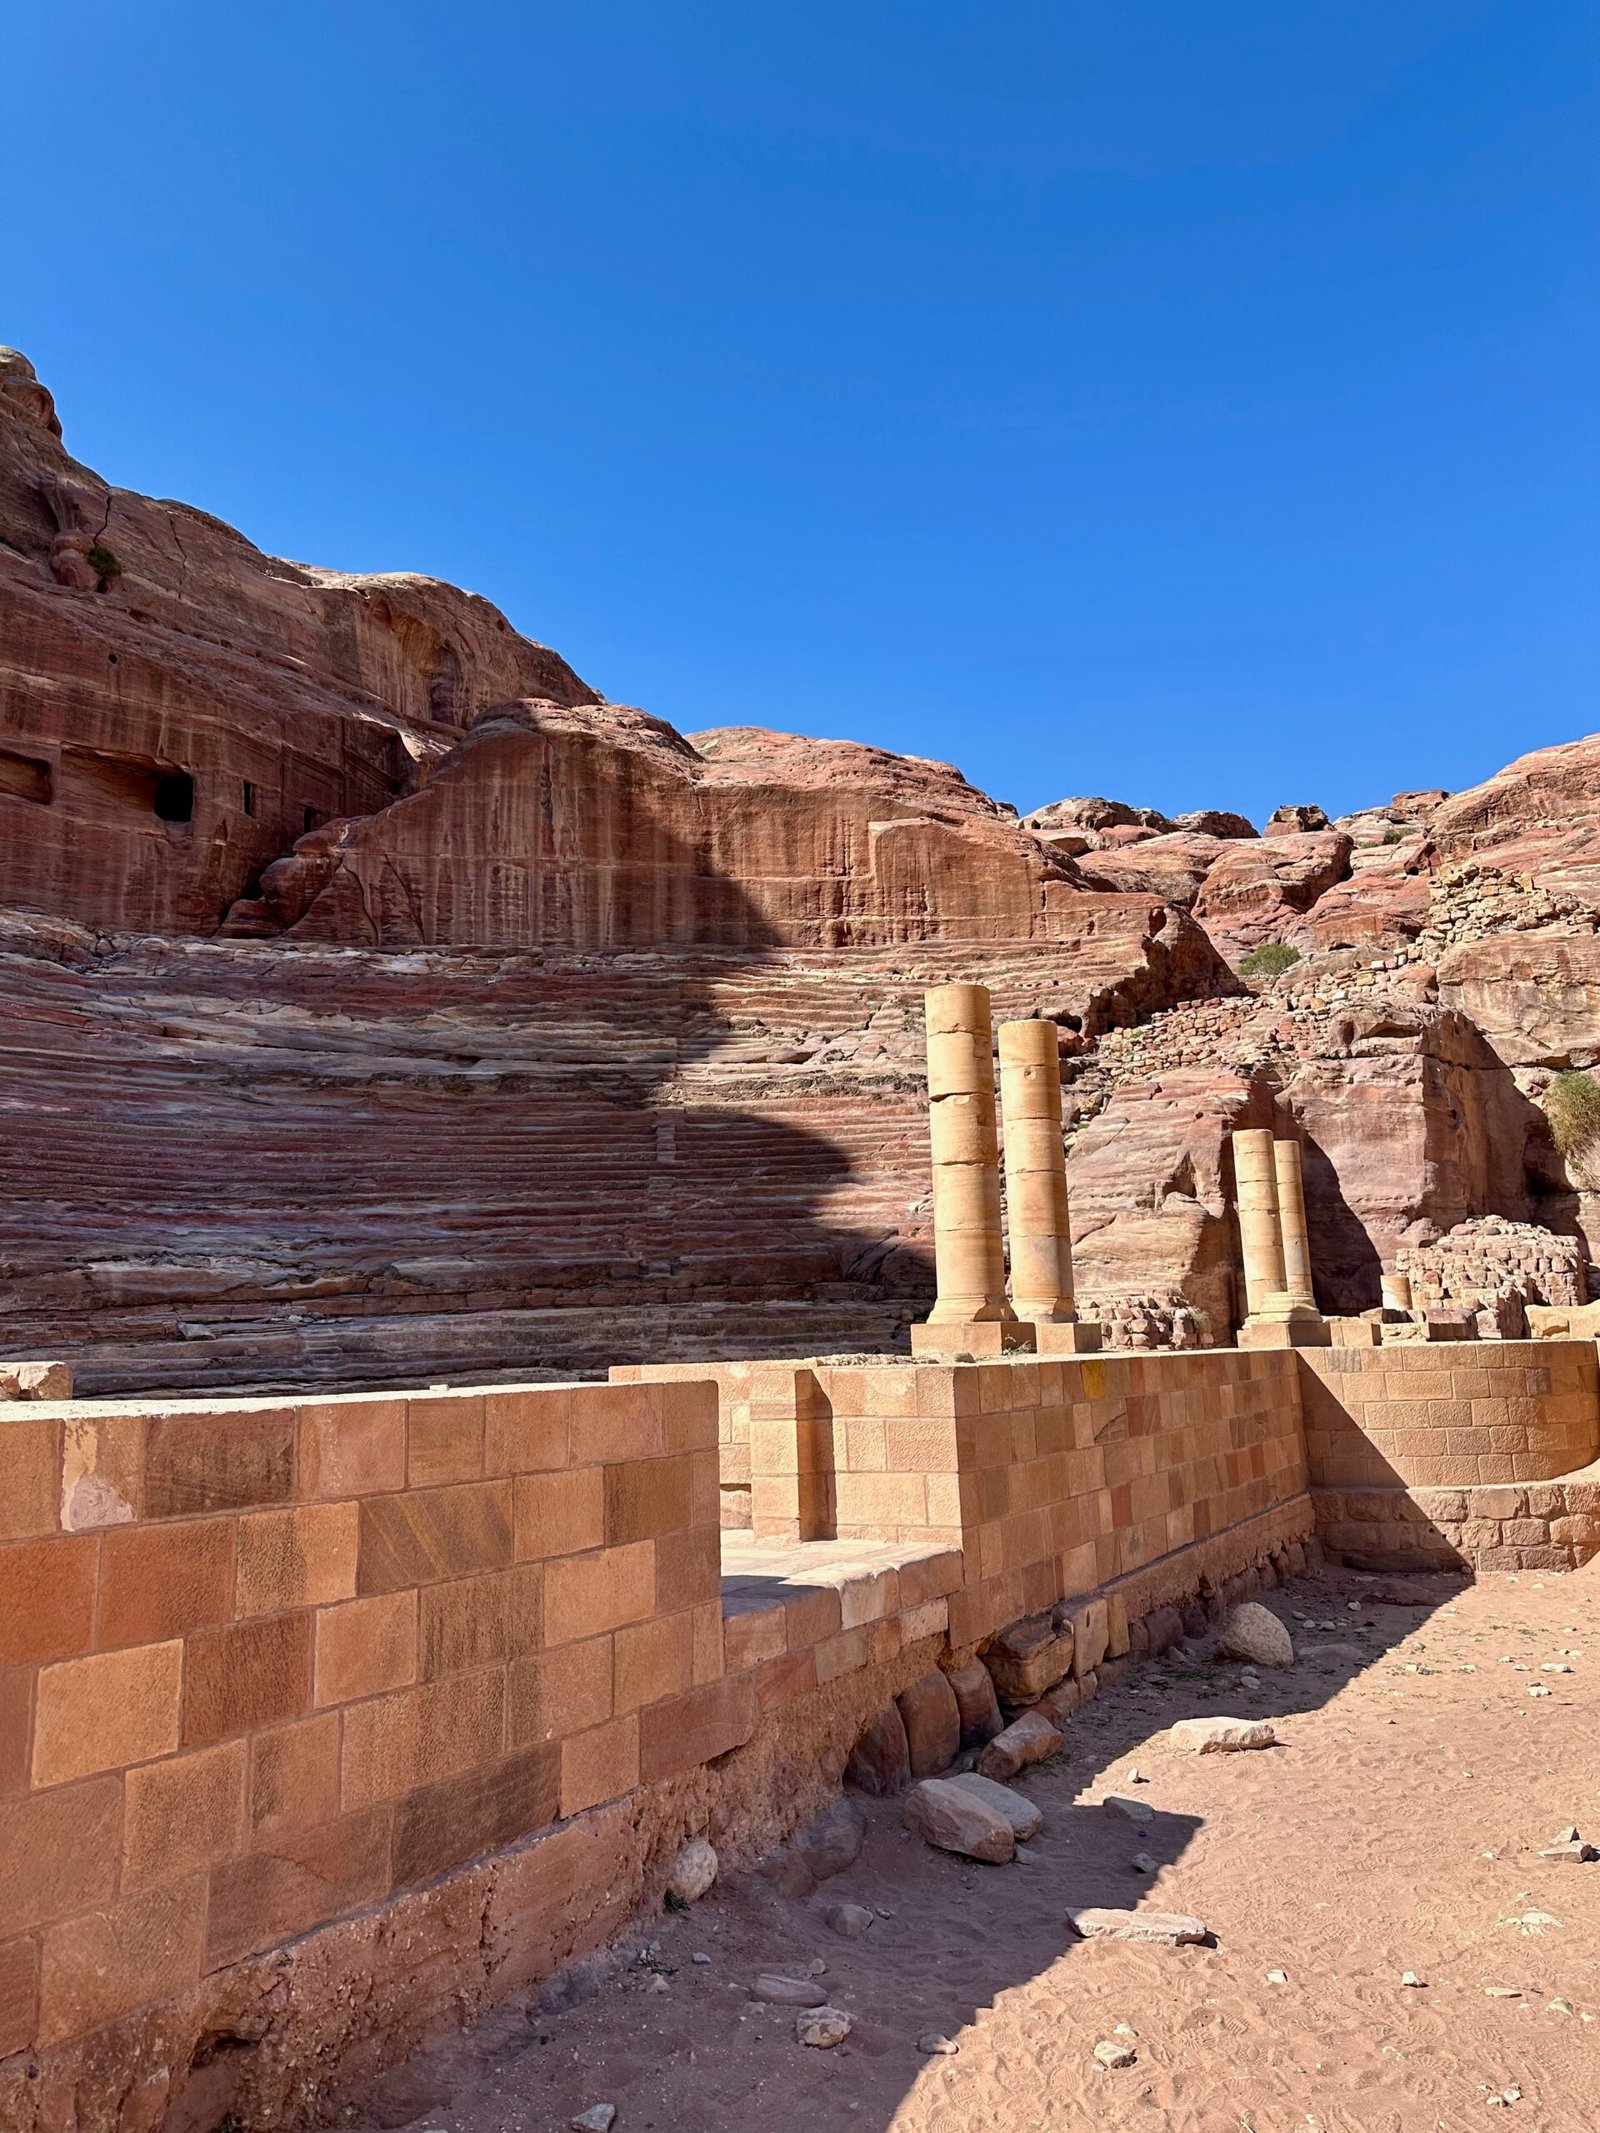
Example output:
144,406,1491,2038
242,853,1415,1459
911,1318,1038,1359
1027,1318,1104,1354
1238,1305,1331,1349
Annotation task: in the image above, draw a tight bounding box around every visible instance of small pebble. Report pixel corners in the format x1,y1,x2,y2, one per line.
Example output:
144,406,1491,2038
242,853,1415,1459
692,1952,711,1964
1401,1972,1425,1988
1093,2038,1137,2070
918,2033,959,2056
570,2109,616,2133
1266,1969,1289,1985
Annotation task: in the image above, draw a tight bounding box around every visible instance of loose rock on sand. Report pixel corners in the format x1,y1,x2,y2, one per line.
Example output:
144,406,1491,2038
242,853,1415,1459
1169,1715,1278,1754
904,1777,1016,1863
1216,1601,1295,1668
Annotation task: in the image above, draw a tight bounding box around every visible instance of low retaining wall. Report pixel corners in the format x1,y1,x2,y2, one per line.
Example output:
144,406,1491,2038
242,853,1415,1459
1299,1342,1600,1569
1298,1341,1599,1490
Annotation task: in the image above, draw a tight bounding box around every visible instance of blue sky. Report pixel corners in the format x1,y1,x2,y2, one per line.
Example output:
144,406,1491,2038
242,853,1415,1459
5,3,1595,823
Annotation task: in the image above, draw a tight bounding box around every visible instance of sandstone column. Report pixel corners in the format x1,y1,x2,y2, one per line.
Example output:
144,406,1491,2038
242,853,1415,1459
1381,1270,1413,1313
1273,1138,1316,1308
997,1018,1101,1352
1232,1127,1287,1320
912,984,1032,1357
1233,1125,1330,1347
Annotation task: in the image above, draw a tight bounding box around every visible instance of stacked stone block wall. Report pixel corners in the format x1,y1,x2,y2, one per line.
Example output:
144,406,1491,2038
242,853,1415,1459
0,1380,730,2080
1299,1343,1600,1569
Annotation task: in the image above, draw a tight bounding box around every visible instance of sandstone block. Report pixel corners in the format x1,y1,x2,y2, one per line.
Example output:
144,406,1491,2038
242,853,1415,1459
904,1777,1015,1863
1169,1716,1277,1754
983,1611,1073,1702
33,1641,183,1786
99,1517,234,1647
406,1393,485,1487
560,1715,639,1818
297,1398,407,1499
945,1656,1003,1748
896,1668,961,1779
122,1740,246,1889
236,1501,359,1617
144,1409,296,1519
637,1674,755,1783
315,1590,418,1706
508,1636,614,1745
184,1611,313,1747
947,1772,1043,1841
1066,1596,1110,1679
0,1533,96,1667
37,1879,206,2045
977,1710,1062,1781
1067,1906,1209,1945
358,1481,513,1593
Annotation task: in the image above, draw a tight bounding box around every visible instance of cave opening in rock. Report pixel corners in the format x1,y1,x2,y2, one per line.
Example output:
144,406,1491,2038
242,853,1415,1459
153,769,195,823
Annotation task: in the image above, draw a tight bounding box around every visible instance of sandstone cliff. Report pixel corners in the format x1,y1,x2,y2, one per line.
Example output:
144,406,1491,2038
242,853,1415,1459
3,346,1598,1388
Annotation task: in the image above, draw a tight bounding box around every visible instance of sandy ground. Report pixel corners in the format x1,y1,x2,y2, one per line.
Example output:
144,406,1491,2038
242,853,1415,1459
349,1561,1600,2133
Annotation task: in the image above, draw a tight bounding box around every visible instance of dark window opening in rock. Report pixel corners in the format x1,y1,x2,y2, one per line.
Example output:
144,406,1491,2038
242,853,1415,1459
303,806,318,834
107,652,118,665
154,770,195,823
0,747,53,805
242,779,255,817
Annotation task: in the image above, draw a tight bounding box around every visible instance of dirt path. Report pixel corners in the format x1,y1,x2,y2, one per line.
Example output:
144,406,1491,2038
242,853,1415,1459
351,1561,1600,2133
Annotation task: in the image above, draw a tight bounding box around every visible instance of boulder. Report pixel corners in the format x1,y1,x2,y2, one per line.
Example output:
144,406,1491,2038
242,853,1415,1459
1169,1716,1278,1754
664,1838,718,1903
903,1778,1016,1864
1215,1602,1295,1668
846,1705,911,1797
946,1772,1044,1842
945,1657,1003,1749
821,1902,875,1938
1264,804,1330,836
977,1710,1062,1782
795,2006,852,2048
896,1669,961,1779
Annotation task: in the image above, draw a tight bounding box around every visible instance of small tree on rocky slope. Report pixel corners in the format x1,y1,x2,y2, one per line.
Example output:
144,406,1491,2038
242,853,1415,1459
1544,1070,1600,1179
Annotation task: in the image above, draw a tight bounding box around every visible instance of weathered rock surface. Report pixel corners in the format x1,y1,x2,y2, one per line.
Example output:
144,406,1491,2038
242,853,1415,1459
903,1778,1016,1863
1192,832,1355,960
664,1839,718,1903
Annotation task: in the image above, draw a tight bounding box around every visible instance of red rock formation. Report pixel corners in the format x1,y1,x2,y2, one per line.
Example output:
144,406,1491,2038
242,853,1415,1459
1191,830,1354,960
0,348,597,936
5,344,1600,1382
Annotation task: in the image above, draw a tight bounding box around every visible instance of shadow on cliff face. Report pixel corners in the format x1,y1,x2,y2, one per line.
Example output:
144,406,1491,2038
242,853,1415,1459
0,727,942,1393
